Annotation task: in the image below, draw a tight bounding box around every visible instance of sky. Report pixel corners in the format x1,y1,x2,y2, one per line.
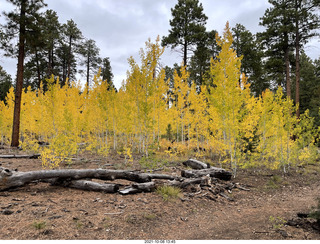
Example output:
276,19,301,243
1,0,320,89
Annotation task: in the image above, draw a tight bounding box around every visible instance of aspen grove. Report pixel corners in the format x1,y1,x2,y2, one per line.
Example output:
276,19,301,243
0,24,318,173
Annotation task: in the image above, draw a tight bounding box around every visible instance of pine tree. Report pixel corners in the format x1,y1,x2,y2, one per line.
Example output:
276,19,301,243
232,24,267,96
292,0,320,118
101,57,116,91
162,0,208,66
1,0,46,147
62,19,83,84
0,66,12,102
189,30,219,87
79,39,102,90
259,0,295,97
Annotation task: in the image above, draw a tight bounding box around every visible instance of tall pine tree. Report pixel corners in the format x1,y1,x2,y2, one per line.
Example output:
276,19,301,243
162,0,208,66
1,0,46,147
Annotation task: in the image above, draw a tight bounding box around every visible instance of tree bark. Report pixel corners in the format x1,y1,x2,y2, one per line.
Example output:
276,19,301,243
119,176,211,195
0,154,40,159
183,158,210,169
285,47,291,99
183,40,187,67
67,35,72,85
50,179,120,193
295,0,301,119
0,168,152,191
11,0,26,147
119,182,156,195
181,167,232,181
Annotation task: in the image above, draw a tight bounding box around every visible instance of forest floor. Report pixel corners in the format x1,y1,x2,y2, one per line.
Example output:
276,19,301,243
0,146,320,240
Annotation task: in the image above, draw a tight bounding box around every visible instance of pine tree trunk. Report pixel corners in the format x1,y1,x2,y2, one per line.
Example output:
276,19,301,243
295,35,300,119
86,52,90,91
183,41,187,67
11,0,26,148
295,0,300,119
67,36,72,85
35,49,42,89
285,47,291,99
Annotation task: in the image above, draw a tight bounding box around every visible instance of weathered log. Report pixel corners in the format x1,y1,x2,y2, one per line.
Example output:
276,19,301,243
0,154,40,159
119,177,210,195
168,176,211,188
140,173,178,181
0,168,151,191
183,159,210,169
119,182,156,195
181,167,232,181
50,179,120,193
219,192,234,201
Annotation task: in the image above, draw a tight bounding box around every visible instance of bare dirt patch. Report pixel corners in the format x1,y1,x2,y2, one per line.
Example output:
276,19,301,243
0,147,319,240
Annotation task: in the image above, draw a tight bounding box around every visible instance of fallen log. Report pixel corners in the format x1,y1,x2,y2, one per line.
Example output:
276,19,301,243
119,176,210,195
181,167,232,181
0,154,40,159
183,159,210,169
0,168,152,191
50,179,120,193
119,182,156,195
140,173,178,181
168,176,211,188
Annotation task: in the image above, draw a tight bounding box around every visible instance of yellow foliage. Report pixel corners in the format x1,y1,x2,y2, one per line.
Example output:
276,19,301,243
0,24,318,173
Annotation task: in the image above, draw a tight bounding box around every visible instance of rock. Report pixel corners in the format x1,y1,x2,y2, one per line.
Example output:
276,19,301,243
297,212,309,218
48,215,63,220
279,230,288,238
2,209,14,215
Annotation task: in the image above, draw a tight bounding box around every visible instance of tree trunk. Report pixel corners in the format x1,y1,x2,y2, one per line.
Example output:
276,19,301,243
181,167,232,181
49,179,120,193
86,50,90,92
0,168,153,191
0,154,40,159
183,41,187,67
35,49,42,89
295,0,300,119
67,36,72,85
183,158,210,169
11,0,26,148
285,47,291,99
119,176,211,195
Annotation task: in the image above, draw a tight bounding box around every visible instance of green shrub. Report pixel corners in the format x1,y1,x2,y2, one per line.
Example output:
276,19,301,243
309,198,320,223
32,221,46,230
156,185,181,201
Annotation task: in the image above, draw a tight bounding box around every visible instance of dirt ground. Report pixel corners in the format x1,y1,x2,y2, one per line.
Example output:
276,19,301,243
0,147,319,240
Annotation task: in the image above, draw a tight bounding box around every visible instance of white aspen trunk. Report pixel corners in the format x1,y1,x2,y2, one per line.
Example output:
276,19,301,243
113,117,116,150
105,129,108,148
157,111,160,145
196,126,199,152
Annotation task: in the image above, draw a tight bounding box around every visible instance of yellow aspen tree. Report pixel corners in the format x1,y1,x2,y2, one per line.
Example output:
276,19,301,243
20,86,40,153
122,37,165,156
83,71,111,156
189,84,210,154
189,83,208,156
150,68,168,146
256,88,297,171
206,22,254,174
40,76,83,168
293,109,318,167
0,87,14,145
172,65,190,146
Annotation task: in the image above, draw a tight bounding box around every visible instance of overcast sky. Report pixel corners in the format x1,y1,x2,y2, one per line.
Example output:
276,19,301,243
1,0,320,89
